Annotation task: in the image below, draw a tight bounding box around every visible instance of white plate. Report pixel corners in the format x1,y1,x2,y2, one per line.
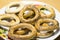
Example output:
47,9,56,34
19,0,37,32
0,1,60,40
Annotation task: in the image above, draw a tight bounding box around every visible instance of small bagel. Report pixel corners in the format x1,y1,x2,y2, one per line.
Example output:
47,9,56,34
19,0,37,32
18,5,39,23
6,2,24,14
0,14,20,26
34,5,55,19
8,23,37,40
35,19,59,31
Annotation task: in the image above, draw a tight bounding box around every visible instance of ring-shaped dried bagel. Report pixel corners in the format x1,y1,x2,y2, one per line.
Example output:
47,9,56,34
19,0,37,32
8,23,37,40
5,2,24,14
34,5,55,19
18,5,39,23
35,19,59,31
0,14,20,26
37,31,53,38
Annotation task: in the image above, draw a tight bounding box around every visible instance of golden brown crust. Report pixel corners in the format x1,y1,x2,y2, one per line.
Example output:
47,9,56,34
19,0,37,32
0,14,20,26
34,5,55,19
35,19,59,31
1,3,59,40
5,2,24,14
18,5,39,23
8,23,37,40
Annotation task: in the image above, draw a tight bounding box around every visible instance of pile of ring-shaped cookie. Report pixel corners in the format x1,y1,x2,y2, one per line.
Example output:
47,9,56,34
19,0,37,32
0,2,59,40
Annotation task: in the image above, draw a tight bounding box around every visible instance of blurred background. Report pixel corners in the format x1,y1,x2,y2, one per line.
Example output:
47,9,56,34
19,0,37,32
0,0,60,12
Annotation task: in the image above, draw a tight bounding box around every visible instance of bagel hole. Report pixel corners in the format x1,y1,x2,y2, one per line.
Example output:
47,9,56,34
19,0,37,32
14,28,32,35
40,22,48,26
23,9,35,19
10,4,19,8
1,18,16,22
40,22,54,26
9,4,20,11
21,28,31,35
40,8,51,15
47,31,53,33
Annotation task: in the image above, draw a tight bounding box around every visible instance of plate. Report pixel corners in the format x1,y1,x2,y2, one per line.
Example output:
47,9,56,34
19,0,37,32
0,1,60,40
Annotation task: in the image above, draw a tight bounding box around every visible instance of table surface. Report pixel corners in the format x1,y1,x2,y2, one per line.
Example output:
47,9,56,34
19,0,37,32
0,0,60,40
0,0,60,12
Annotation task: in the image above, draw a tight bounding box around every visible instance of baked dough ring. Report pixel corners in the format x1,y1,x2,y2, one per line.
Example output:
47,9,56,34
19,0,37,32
37,31,53,38
18,5,39,23
0,14,20,26
5,2,24,14
35,19,59,31
8,23,37,40
34,5,55,19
